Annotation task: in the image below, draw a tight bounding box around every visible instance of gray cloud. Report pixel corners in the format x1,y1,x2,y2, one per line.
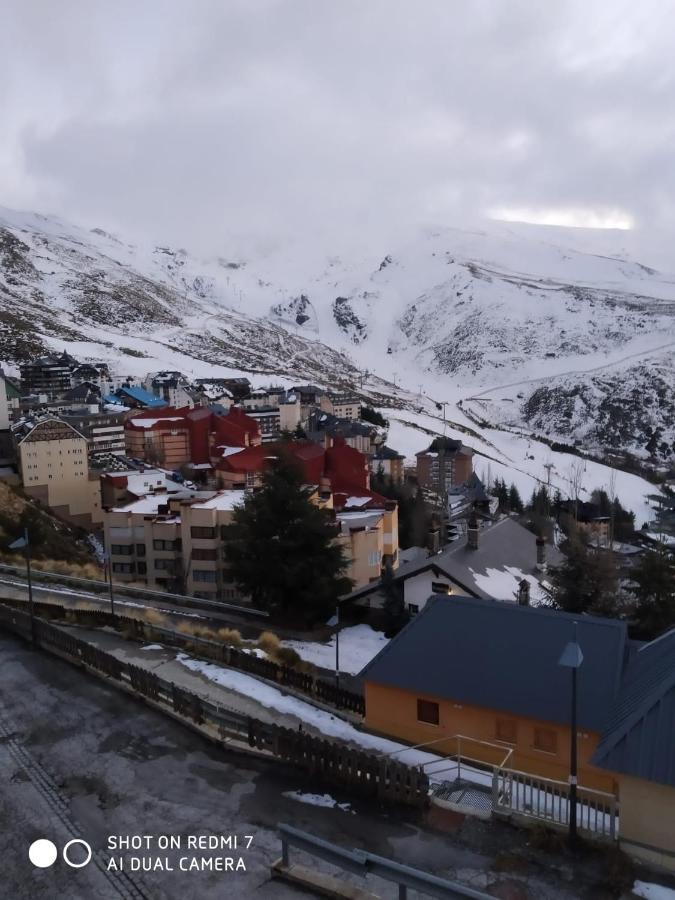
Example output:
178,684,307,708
2,0,674,257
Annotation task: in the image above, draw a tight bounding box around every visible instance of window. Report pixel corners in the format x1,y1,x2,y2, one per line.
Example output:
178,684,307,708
533,728,558,754
416,698,439,725
496,718,518,744
431,581,451,595
111,544,133,555
368,550,381,567
407,603,419,615
190,526,216,539
192,548,217,561
154,559,175,571
193,570,217,583
153,539,175,551
136,544,146,556
112,562,133,574
137,561,147,575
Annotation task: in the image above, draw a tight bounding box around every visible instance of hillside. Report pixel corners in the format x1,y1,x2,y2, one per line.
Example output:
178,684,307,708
0,207,673,521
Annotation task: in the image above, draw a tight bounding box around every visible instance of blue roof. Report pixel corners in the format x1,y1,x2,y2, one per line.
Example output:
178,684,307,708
117,386,166,408
592,628,675,786
360,595,628,732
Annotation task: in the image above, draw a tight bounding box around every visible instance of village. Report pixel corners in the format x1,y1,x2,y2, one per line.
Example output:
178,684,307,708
0,351,674,899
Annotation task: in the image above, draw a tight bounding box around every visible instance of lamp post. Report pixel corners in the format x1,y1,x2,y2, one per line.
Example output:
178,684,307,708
9,528,36,646
558,621,584,846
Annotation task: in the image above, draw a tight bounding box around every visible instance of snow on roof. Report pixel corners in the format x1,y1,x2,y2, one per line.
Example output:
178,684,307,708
193,490,245,511
337,511,383,531
128,416,184,428
344,496,372,507
218,445,244,458
190,463,213,469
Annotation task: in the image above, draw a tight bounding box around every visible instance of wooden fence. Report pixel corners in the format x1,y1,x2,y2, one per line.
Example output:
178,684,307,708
0,597,365,715
0,602,427,809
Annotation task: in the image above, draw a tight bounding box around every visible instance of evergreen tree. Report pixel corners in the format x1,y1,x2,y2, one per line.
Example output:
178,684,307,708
222,452,352,623
630,543,675,639
381,563,408,635
360,406,388,428
549,528,619,616
508,484,524,513
293,422,307,439
492,477,509,509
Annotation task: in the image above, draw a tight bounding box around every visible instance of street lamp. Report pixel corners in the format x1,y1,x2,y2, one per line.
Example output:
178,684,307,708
9,528,36,646
558,621,584,846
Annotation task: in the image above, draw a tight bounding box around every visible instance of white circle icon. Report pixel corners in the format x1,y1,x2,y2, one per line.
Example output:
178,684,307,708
29,839,58,868
62,838,92,868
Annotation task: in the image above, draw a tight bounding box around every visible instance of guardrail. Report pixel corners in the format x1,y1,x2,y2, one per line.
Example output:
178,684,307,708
273,824,493,899
0,561,268,619
493,766,618,839
0,603,419,805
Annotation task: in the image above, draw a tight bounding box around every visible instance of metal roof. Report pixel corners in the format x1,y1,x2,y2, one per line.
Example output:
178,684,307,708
343,517,563,603
591,627,675,786
359,595,628,732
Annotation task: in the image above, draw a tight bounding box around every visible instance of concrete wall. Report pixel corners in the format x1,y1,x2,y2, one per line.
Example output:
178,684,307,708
364,681,614,792
618,774,675,872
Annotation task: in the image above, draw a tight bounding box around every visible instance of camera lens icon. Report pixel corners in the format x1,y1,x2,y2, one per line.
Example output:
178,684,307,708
29,838,92,868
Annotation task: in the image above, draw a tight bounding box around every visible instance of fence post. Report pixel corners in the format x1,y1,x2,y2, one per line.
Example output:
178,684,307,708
492,769,500,810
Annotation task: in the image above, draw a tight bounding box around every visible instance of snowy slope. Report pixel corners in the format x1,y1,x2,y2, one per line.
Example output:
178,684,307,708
1,206,673,521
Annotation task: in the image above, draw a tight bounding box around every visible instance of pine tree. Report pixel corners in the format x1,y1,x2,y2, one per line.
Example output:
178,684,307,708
630,543,675,639
222,452,352,623
549,528,619,616
508,484,524,513
381,563,408,634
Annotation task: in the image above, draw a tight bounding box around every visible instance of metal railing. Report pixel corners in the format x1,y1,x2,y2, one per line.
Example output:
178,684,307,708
493,766,618,839
0,561,268,619
275,824,494,899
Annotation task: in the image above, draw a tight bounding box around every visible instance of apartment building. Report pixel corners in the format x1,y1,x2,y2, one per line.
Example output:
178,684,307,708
104,488,247,600
370,445,405,483
61,410,127,457
125,405,261,470
416,440,473,493
13,416,102,526
320,393,361,420
19,352,78,399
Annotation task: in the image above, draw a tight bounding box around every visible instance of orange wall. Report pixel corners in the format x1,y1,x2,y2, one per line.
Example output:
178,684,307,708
364,681,615,792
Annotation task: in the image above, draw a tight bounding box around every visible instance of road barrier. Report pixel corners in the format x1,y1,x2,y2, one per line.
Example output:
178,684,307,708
0,602,423,808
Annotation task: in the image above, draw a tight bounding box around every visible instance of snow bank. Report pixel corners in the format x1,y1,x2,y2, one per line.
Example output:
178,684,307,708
282,624,389,675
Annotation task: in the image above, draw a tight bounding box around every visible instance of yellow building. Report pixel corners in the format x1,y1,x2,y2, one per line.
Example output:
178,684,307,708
360,596,629,793
590,628,675,871
14,416,102,527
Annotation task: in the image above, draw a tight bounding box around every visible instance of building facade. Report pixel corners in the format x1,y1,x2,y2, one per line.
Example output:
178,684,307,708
15,417,102,526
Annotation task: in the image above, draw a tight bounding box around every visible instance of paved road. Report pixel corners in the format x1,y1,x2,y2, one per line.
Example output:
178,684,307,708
0,633,590,899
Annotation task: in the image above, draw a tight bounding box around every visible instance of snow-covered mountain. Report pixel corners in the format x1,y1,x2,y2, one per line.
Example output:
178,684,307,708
1,206,673,471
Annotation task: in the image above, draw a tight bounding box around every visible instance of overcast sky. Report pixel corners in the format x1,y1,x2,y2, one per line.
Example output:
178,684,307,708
2,0,674,256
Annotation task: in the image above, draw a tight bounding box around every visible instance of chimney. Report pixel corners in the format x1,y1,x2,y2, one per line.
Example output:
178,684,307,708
467,512,479,550
536,536,547,571
518,579,531,606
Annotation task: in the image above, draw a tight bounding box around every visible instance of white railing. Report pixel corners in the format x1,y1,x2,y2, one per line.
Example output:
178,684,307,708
492,766,618,839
